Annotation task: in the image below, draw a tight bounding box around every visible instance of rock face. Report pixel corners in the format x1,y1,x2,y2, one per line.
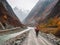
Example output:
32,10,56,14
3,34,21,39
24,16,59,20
24,0,59,26
0,0,23,29
45,0,60,20
38,0,60,37
24,0,60,37
13,7,29,22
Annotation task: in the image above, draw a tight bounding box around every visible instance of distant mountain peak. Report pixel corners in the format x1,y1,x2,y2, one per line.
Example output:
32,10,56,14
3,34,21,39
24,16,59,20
13,7,30,22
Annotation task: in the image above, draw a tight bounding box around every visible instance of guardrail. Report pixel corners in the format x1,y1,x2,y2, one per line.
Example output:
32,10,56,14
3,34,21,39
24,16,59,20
0,27,24,36
0,29,30,45
0,27,21,32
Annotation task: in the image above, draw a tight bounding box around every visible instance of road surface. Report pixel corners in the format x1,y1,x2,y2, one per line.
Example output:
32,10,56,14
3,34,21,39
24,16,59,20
22,28,55,45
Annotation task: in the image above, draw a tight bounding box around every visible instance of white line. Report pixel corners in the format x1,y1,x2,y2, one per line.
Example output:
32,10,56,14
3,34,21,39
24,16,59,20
39,34,54,45
32,30,40,45
27,31,31,45
38,37,48,45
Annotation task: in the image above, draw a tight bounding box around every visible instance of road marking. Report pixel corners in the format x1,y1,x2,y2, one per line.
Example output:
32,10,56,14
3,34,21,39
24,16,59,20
27,31,31,45
22,28,54,45
39,33,54,45
31,30,40,45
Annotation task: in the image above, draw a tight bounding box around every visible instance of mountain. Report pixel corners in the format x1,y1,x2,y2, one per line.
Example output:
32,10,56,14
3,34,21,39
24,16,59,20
23,0,60,36
38,0,60,37
13,7,30,22
45,0,60,21
23,0,58,26
0,0,23,29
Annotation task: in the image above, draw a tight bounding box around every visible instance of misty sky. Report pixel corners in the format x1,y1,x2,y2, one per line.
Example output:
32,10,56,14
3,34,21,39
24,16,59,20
7,0,39,22
7,0,39,11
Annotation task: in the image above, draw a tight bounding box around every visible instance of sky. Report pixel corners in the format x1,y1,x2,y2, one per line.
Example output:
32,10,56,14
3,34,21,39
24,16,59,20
7,0,39,11
7,0,39,22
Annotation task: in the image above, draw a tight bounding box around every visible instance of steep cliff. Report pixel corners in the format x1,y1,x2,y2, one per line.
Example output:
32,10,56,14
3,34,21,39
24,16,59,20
24,0,58,26
0,0,23,29
24,0,60,37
